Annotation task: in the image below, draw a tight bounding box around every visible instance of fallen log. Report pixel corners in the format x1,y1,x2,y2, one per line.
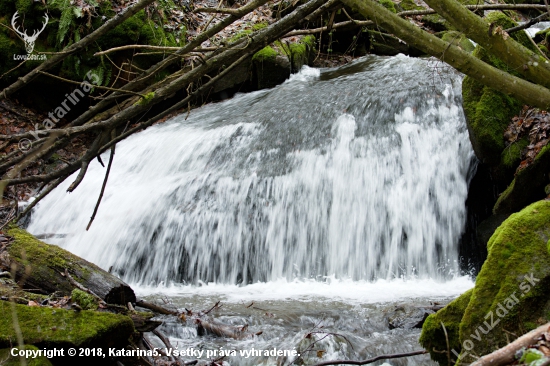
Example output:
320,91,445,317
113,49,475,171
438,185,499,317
0,226,135,305
470,322,550,366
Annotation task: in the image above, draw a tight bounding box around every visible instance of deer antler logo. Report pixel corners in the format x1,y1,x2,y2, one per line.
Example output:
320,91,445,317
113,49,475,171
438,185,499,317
11,11,49,54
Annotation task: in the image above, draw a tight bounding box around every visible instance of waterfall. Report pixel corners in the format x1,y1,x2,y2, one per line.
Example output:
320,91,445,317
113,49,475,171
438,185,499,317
27,54,475,286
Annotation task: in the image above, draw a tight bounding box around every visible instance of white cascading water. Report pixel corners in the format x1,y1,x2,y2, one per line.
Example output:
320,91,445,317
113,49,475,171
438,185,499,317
27,54,475,287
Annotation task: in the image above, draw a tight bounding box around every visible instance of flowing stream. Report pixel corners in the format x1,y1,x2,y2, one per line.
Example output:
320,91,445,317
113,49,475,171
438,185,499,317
27,54,475,365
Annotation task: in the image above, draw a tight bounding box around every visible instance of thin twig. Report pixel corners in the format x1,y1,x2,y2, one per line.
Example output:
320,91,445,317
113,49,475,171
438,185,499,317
441,322,451,366
86,136,115,230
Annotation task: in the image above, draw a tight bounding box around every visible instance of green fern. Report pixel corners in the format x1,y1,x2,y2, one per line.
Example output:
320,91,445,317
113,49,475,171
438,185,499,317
100,59,111,86
57,0,74,46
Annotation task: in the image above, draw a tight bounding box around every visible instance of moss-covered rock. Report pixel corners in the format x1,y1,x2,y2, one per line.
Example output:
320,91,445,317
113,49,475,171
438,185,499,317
252,36,315,89
501,136,529,170
457,200,550,361
0,301,134,349
462,12,535,166
419,289,473,365
493,144,550,214
0,345,53,366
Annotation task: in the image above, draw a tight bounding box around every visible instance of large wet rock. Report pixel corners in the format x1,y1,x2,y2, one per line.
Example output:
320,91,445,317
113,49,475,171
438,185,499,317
422,200,550,365
386,305,437,330
252,36,315,89
458,200,550,361
419,289,473,366
493,145,550,215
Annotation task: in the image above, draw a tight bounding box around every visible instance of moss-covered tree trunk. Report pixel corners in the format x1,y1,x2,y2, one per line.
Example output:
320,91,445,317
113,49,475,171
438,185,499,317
0,227,135,305
341,0,550,110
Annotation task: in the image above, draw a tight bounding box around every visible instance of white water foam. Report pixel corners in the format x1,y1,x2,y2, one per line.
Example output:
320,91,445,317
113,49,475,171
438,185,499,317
135,276,473,304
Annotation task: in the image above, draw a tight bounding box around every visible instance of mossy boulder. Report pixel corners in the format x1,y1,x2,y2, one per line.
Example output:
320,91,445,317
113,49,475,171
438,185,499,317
457,200,550,361
0,301,134,349
419,289,473,365
462,12,535,166
252,35,315,89
0,345,53,366
493,144,550,215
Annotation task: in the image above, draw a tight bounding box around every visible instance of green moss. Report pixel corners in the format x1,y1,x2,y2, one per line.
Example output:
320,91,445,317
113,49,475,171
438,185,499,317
459,200,550,359
135,91,155,106
398,0,422,11
501,136,528,169
0,345,53,366
71,289,98,310
419,289,473,365
485,13,536,53
252,22,268,31
4,226,108,297
8,226,76,276
494,143,550,214
440,31,474,53
227,22,267,44
289,35,315,67
0,301,134,348
378,0,396,13
252,46,278,62
462,12,532,165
